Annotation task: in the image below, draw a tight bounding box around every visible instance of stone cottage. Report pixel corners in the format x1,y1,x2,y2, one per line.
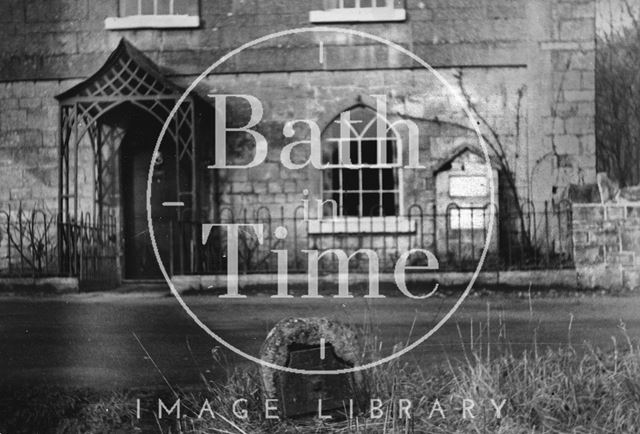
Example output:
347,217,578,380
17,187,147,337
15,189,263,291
0,0,596,285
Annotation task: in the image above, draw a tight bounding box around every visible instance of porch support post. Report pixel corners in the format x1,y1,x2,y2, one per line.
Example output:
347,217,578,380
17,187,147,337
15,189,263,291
58,106,65,275
190,97,197,219
189,97,199,272
73,103,81,277
58,104,75,275
93,120,104,225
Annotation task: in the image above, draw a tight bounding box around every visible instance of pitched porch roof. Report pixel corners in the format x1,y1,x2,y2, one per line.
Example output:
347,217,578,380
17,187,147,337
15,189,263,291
55,38,186,103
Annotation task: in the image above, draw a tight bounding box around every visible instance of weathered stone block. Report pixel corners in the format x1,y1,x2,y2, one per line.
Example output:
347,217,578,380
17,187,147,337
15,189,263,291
574,245,603,265
581,70,595,89
268,182,284,194
18,97,41,109
552,102,580,119
573,103,595,119
231,182,252,194
1,109,27,127
10,187,32,200
573,229,589,245
486,1,526,19
606,206,626,221
565,116,594,134
270,193,288,205
559,19,595,41
556,3,594,19
577,264,623,290
626,206,640,220
259,317,366,417
606,251,634,266
620,229,640,254
434,7,484,20
23,32,78,56
0,0,24,22
560,70,583,90
87,0,117,19
588,229,618,247
623,269,640,291
26,108,55,131
25,0,88,22
410,8,433,21
283,181,299,193
543,116,565,135
554,135,580,154
247,163,282,182
573,205,604,222
253,182,268,194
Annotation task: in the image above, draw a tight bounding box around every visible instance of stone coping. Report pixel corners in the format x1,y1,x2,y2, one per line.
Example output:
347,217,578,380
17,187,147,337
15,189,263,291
0,277,79,293
172,269,578,292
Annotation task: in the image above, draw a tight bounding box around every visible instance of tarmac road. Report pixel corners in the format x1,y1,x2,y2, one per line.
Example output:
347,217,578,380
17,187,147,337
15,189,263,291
0,291,638,391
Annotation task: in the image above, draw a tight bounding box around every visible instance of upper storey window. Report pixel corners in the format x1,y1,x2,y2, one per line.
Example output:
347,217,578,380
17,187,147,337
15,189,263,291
105,0,200,30
310,0,406,23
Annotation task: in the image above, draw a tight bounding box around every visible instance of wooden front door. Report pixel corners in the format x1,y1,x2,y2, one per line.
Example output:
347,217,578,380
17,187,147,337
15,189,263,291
121,124,175,280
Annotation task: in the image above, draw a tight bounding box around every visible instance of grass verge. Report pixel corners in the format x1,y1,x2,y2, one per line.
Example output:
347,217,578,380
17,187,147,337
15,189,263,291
2,324,640,433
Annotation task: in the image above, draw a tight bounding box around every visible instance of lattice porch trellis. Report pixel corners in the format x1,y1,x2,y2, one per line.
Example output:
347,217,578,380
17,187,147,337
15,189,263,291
55,38,204,282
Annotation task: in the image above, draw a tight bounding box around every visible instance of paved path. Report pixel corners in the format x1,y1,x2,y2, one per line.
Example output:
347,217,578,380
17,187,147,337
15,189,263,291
0,292,638,391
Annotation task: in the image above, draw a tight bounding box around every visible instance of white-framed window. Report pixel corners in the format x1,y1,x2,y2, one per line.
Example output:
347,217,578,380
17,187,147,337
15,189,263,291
310,0,406,23
105,0,200,30
321,106,402,218
448,207,488,230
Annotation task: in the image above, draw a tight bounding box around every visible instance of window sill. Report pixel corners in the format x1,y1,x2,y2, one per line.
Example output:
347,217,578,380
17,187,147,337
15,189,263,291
105,15,200,30
308,217,416,235
309,7,406,23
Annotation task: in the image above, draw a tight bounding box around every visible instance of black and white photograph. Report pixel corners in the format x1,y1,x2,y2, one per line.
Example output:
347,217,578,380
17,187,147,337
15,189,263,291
1,0,640,432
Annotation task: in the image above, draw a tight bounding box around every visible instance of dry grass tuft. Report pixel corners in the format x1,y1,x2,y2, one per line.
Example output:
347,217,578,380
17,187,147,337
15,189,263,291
179,321,640,433
3,317,640,433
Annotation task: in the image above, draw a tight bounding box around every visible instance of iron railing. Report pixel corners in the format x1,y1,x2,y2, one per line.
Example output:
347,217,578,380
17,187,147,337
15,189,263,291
0,206,58,278
57,212,118,285
0,201,573,280
0,206,118,282
168,201,574,275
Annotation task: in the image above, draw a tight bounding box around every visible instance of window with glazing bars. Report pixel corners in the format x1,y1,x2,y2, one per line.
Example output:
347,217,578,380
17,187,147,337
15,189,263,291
322,106,401,217
118,0,198,16
325,0,396,9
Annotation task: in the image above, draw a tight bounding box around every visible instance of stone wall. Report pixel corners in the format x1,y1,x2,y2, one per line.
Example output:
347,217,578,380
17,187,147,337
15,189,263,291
0,79,84,211
573,203,640,290
531,0,597,205
0,0,591,78
208,67,525,218
0,0,596,234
